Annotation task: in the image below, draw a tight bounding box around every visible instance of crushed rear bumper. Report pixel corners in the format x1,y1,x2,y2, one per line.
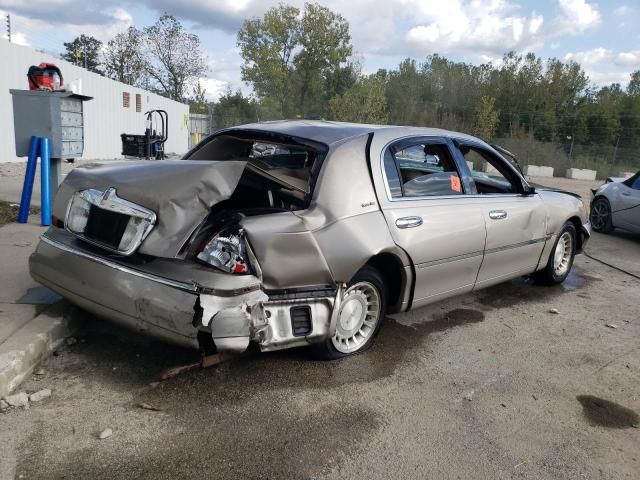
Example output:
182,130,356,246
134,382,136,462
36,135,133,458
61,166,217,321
29,229,337,352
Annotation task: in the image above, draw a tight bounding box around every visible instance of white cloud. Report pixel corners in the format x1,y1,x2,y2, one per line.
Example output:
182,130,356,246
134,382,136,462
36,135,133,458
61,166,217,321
564,47,610,65
613,5,634,17
614,51,640,66
66,8,133,42
199,77,229,101
557,0,600,29
564,47,639,86
403,0,547,57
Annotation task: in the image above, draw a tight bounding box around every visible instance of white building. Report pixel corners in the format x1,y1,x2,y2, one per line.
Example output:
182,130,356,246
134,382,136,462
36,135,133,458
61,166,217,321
0,40,189,162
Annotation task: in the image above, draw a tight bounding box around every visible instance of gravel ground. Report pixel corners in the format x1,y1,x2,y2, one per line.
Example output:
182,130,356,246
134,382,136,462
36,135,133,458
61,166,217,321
1,170,638,479
0,254,638,480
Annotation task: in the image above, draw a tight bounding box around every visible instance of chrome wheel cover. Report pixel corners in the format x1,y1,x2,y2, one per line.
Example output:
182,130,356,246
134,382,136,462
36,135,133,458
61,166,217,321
331,281,381,354
553,231,573,276
590,199,610,230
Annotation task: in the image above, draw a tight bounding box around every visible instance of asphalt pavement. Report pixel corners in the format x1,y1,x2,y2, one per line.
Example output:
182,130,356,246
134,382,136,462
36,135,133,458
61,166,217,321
0,230,638,479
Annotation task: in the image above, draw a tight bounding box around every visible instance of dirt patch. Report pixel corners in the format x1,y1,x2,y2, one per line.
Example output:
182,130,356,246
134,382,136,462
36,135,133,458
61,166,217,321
576,395,639,429
0,200,40,226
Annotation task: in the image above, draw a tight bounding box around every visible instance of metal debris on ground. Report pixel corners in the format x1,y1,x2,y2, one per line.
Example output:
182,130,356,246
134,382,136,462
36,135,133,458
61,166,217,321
159,352,232,381
138,402,162,412
605,324,618,329
549,308,560,314
98,428,113,439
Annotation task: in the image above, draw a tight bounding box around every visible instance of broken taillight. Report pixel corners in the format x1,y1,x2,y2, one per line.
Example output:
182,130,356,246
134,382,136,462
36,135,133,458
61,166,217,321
196,226,251,274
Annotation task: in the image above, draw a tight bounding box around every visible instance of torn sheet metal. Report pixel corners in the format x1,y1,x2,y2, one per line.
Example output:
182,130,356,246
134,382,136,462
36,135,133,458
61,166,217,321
200,289,269,353
52,160,247,258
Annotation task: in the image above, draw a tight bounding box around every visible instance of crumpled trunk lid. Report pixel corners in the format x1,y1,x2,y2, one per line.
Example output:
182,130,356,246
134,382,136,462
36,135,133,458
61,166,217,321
53,160,247,258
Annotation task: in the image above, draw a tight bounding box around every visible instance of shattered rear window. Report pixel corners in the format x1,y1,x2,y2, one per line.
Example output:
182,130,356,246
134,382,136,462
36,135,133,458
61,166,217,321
250,143,312,170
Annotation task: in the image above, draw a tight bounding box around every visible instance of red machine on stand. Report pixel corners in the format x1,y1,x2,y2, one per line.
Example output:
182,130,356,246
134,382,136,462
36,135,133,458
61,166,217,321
27,63,64,91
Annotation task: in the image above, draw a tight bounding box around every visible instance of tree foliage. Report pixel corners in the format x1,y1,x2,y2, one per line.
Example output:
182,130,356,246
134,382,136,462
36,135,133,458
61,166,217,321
141,15,208,102
103,27,147,87
237,2,352,117
212,89,259,129
61,35,103,74
329,76,387,124
471,96,499,140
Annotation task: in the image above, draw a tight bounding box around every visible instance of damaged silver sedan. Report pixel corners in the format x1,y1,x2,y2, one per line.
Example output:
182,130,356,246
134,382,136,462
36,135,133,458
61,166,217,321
30,121,591,359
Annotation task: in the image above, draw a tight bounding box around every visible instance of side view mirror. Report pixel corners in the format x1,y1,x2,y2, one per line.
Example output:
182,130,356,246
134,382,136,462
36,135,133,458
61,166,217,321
523,185,536,195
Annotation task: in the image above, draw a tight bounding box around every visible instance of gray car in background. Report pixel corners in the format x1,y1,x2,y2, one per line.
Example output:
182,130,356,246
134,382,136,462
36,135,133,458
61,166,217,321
29,121,591,359
590,171,640,235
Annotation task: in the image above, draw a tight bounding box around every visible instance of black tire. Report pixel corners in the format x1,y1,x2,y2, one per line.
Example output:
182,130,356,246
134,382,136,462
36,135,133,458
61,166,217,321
315,265,387,360
590,196,614,233
534,222,577,285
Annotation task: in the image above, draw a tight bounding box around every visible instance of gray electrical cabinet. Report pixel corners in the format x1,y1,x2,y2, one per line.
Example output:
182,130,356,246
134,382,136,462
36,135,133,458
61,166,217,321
10,89,93,159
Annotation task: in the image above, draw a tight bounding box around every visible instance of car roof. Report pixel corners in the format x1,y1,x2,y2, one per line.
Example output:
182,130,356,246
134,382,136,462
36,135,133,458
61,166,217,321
226,120,485,147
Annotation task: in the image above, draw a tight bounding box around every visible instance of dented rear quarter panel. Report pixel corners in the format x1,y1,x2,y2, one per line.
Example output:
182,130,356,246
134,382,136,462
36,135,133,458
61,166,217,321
240,134,412,291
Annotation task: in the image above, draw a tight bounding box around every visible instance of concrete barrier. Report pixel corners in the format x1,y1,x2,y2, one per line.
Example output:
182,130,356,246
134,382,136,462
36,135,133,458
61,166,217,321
565,168,596,181
524,165,554,178
483,162,499,174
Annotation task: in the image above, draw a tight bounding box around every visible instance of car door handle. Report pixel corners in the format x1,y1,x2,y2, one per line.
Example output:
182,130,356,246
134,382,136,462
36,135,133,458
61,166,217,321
396,216,423,229
489,210,507,220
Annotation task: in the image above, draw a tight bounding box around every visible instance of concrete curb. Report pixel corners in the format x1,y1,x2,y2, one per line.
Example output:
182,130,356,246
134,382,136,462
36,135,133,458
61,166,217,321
0,301,80,398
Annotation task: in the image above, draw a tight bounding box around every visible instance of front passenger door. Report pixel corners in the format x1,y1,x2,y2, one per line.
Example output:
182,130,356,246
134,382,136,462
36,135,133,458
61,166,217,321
455,141,548,288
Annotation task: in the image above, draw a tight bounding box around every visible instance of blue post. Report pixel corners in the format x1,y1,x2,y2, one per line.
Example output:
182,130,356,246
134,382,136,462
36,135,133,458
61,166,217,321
40,137,51,226
17,136,40,223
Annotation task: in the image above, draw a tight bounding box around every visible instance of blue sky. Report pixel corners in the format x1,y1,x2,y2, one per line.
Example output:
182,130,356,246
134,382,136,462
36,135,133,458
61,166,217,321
1,0,639,100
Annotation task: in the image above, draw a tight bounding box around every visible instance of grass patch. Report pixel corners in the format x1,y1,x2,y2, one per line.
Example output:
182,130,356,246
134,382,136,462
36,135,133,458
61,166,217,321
0,201,40,226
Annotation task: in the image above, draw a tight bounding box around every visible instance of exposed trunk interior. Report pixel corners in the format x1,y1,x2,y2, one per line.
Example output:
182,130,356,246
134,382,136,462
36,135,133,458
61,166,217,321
186,131,328,212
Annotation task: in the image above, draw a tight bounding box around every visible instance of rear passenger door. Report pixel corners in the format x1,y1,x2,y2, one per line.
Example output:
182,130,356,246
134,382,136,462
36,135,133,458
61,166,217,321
376,136,486,307
453,140,548,288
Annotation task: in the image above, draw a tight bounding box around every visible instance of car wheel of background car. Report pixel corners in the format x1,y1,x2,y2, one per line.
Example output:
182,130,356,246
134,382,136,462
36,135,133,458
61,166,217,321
590,197,614,233
317,265,387,360
534,222,577,285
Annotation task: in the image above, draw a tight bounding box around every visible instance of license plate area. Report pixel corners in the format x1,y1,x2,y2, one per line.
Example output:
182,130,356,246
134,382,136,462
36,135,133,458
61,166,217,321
84,205,131,250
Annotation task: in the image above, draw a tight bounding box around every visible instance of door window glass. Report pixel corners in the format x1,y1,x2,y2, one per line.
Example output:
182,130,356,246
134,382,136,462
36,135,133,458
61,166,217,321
459,145,518,194
384,142,463,198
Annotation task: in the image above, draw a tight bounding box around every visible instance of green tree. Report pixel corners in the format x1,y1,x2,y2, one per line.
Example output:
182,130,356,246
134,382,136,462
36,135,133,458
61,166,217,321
213,89,259,129
61,35,103,74
294,2,352,116
142,15,208,102
237,4,300,115
190,82,208,113
104,27,147,86
471,96,500,140
329,76,387,124
237,2,352,117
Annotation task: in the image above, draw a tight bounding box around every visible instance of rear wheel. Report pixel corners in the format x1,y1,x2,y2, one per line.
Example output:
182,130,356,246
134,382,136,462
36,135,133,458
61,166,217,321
534,222,576,285
317,266,387,360
590,197,614,233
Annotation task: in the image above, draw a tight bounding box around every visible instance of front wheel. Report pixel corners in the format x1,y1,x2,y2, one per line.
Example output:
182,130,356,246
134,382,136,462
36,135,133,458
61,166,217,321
590,197,614,233
316,266,387,360
534,222,576,285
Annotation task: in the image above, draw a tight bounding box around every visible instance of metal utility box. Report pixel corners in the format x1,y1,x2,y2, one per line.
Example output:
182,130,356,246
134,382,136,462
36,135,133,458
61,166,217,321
10,89,93,159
